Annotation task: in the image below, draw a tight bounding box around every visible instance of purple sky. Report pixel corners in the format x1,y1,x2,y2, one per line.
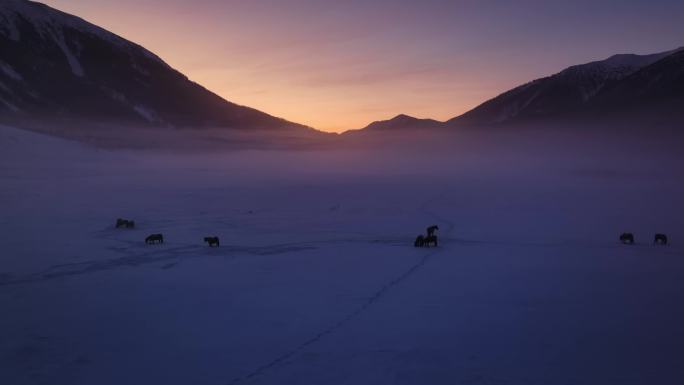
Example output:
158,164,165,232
43,0,684,131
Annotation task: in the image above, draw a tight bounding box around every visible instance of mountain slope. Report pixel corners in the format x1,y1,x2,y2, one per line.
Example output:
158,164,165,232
346,114,444,134
447,48,684,125
593,50,684,113
0,0,311,131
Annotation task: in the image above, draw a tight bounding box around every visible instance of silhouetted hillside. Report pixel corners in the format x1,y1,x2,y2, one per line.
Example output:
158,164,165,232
447,48,684,125
0,0,313,132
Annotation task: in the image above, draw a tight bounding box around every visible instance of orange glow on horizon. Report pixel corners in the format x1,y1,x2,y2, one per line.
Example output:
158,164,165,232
41,0,684,132
37,1,517,132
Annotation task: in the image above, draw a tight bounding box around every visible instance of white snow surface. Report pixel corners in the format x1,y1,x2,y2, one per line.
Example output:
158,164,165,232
1,124,684,385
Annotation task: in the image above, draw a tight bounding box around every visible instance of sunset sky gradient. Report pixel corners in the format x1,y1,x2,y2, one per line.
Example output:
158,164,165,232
42,0,684,132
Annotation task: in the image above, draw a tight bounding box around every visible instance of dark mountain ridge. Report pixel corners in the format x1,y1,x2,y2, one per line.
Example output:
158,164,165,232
1,1,681,139
349,47,684,133
0,0,313,133
448,47,684,126
346,114,444,134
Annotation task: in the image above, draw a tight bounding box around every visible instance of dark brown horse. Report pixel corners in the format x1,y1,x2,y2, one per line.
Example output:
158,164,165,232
424,235,438,247
415,234,438,247
145,234,164,244
116,218,135,229
619,233,634,244
204,236,220,247
654,233,668,245
427,225,439,237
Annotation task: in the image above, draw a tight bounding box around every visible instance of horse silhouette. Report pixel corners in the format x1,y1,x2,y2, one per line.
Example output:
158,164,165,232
654,233,668,245
145,234,164,244
415,234,438,247
424,235,438,247
204,236,220,247
427,225,439,237
116,218,135,229
619,233,634,244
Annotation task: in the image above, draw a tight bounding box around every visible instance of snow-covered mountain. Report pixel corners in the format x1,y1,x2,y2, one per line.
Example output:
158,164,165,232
0,0,311,131
448,47,684,125
593,49,684,113
349,47,684,133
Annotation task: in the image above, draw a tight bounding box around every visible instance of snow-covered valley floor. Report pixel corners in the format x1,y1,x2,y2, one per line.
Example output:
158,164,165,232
1,125,684,385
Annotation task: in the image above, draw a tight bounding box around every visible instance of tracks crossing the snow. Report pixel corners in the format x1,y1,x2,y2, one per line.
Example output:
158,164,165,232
226,190,456,385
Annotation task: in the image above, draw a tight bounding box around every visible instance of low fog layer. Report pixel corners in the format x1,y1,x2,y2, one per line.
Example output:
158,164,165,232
1,123,684,384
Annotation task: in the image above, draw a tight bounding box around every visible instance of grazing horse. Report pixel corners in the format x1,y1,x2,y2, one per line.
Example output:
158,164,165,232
414,235,425,247
619,233,634,244
427,225,439,237
204,236,220,247
654,233,668,245
424,235,438,247
145,234,164,244
116,218,135,228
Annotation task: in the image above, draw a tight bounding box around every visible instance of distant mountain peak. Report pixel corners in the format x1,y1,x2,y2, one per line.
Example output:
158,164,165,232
559,49,681,82
391,114,417,120
348,114,444,134
379,114,428,125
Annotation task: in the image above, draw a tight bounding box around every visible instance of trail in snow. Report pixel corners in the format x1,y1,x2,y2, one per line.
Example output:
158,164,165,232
226,190,456,385
0,234,411,287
